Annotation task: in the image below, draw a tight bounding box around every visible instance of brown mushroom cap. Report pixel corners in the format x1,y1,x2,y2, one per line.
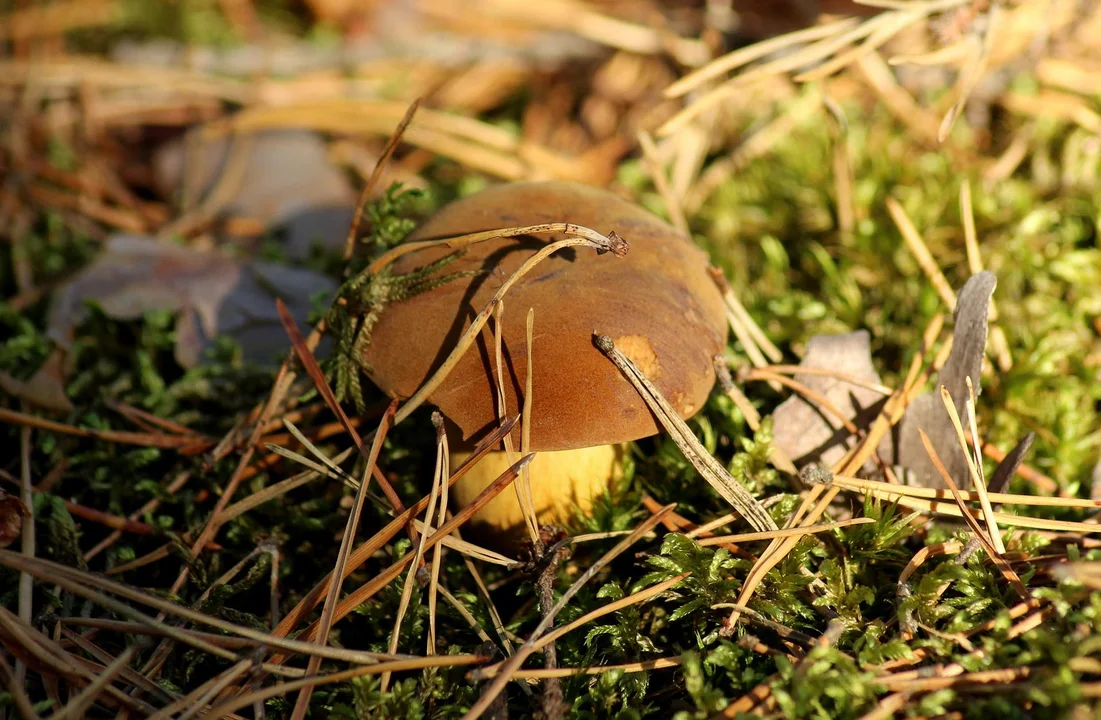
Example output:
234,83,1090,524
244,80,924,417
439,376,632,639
362,181,728,451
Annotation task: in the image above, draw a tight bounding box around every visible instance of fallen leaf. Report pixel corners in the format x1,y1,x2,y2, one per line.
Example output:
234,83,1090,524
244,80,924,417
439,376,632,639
771,330,890,471
895,271,998,489
154,130,356,259
0,348,74,412
47,234,336,369
989,432,1035,493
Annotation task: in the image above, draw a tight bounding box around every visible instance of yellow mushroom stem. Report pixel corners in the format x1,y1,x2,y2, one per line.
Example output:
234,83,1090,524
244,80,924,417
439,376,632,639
449,444,626,535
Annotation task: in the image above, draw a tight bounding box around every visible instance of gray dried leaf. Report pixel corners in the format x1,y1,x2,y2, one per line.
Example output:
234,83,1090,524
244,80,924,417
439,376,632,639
771,330,890,471
154,130,355,259
48,234,336,369
894,271,997,488
989,432,1034,494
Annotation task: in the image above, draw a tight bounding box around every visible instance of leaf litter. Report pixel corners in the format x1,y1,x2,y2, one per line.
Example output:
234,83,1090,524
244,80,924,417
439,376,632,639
2,2,1101,718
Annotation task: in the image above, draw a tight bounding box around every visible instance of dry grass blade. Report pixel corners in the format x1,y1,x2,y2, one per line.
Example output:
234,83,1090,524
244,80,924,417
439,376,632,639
462,505,676,719
825,95,857,236
381,414,446,692
47,645,135,720
492,301,539,546
60,629,175,704
368,221,625,277
520,307,537,540
749,365,893,396
822,473,1098,510
484,657,684,680
664,17,861,98
343,98,420,264
918,429,1029,599
277,299,415,544
208,655,489,719
408,519,517,567
0,407,211,450
290,401,397,719
709,267,783,365
595,334,776,532
222,447,356,524
456,531,518,657
638,130,688,235
939,384,1005,554
853,493,1101,534
437,584,494,645
0,551,399,666
937,6,999,143
174,659,255,720
268,453,536,663
394,231,627,427
0,654,39,720
713,359,797,475
142,656,249,720
428,416,451,655
267,417,517,643
886,196,956,309
696,518,875,546
0,606,158,715
506,572,687,669
658,15,895,136
794,9,922,83
959,180,1012,370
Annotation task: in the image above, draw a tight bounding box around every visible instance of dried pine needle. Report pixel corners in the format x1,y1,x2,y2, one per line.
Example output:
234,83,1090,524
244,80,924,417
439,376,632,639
595,334,776,532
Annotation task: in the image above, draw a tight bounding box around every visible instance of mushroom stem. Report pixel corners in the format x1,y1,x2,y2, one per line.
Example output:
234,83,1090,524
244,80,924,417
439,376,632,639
449,444,625,535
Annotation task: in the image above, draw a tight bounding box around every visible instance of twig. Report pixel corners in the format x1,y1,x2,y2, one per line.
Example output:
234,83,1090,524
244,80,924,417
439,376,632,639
536,538,567,719
289,402,396,719
462,505,675,719
17,422,33,692
47,646,136,720
0,653,41,720
917,429,1029,599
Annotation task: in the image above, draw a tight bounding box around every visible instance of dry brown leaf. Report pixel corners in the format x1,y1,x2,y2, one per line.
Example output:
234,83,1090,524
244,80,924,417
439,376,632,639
154,130,356,259
895,271,997,488
771,330,890,471
47,234,336,369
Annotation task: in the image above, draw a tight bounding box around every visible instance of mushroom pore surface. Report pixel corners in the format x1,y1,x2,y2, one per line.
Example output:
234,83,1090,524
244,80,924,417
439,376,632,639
362,181,729,453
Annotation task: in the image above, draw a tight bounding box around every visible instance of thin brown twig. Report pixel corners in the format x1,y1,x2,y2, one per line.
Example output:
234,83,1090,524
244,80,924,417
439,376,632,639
343,99,420,266
462,505,675,719
47,646,136,720
261,418,516,651
917,429,1029,599
262,452,535,670
290,401,396,719
17,422,33,693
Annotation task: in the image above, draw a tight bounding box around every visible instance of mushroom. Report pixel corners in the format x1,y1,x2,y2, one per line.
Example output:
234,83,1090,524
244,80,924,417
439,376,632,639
362,181,728,538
